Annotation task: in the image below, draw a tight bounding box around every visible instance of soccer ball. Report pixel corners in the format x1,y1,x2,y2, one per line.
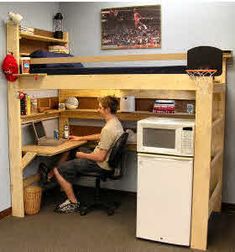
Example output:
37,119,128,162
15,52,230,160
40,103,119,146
65,97,79,110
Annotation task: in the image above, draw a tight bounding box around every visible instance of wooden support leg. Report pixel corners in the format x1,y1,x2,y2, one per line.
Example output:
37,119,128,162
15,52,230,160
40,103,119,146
190,79,213,250
8,84,24,217
214,91,226,212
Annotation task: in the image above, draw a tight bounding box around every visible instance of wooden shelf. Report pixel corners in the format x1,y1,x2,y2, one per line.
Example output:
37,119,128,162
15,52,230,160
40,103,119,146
60,109,194,121
21,109,194,124
21,109,60,124
20,32,68,44
14,73,47,77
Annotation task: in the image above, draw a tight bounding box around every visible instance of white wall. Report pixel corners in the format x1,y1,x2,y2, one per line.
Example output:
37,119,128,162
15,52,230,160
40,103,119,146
0,2,60,212
60,1,235,203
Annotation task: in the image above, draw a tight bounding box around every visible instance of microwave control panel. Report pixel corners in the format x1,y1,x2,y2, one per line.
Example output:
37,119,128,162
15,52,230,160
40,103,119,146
181,127,194,155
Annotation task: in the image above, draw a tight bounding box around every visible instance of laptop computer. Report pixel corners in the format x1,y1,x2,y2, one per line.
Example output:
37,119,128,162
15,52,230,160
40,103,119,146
32,121,66,146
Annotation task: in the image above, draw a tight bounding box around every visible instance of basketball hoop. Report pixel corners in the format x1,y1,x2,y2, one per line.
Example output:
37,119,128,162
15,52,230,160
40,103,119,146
186,69,217,85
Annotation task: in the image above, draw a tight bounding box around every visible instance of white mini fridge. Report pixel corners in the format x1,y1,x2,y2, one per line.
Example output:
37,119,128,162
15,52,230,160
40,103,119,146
136,153,193,246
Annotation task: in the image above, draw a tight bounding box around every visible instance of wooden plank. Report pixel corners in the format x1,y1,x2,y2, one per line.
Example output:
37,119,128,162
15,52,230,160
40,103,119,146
213,83,226,93
213,91,226,212
212,116,224,130
210,150,223,198
22,140,86,156
21,110,60,124
31,53,187,64
13,73,47,78
21,152,37,171
7,22,24,217
211,149,223,171
20,32,68,44
18,74,197,91
59,89,195,100
190,78,213,250
60,109,194,121
208,181,222,217
23,174,40,188
29,51,232,64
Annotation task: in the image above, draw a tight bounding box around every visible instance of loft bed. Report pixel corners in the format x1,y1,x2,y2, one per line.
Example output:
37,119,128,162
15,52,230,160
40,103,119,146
29,44,224,77
29,48,187,75
6,22,232,251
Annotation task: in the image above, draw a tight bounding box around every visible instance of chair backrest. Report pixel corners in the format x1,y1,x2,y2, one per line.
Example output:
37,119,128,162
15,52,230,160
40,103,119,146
108,132,129,180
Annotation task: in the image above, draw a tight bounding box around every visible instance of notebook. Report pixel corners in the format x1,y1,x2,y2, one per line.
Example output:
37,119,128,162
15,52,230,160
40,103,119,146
32,121,66,146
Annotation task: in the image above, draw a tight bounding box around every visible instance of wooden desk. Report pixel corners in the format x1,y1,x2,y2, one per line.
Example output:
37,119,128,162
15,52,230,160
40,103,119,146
22,140,87,188
22,140,87,156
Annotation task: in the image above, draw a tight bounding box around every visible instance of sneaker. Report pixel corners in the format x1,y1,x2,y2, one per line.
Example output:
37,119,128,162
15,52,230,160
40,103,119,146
54,199,80,214
55,199,71,210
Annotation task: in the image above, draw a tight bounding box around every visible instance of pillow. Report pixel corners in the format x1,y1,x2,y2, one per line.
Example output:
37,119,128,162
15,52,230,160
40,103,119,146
30,50,83,68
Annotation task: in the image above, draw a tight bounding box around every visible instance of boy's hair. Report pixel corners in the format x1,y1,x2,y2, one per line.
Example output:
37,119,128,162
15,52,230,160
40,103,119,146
98,96,119,114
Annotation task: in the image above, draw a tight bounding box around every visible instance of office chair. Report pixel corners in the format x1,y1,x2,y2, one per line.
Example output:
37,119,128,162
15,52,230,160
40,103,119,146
79,132,129,216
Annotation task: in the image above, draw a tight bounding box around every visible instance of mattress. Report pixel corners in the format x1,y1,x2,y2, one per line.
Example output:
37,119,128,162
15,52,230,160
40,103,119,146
30,65,187,75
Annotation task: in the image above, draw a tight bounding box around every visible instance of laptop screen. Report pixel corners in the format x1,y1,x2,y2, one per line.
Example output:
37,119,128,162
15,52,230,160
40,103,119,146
34,121,46,139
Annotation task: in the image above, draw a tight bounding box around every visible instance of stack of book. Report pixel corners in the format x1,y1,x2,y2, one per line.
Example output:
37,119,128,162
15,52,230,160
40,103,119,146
153,99,176,114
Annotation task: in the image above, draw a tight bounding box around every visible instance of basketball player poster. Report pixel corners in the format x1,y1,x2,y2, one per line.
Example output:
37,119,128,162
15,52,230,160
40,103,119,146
101,5,161,50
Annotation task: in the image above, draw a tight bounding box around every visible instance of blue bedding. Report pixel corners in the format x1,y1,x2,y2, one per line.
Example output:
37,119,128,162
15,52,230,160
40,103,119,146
30,65,187,75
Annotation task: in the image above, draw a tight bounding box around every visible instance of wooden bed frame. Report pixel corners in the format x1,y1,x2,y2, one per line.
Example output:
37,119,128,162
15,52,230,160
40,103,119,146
6,21,232,250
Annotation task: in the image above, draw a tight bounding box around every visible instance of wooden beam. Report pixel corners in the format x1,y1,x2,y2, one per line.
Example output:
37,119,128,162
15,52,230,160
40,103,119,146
21,110,60,124
212,116,224,130
7,22,24,217
213,84,226,93
21,152,37,171
211,149,223,171
59,89,195,100
213,91,226,212
29,51,231,64
209,181,222,217
60,109,194,121
31,53,187,64
17,74,197,91
190,78,213,250
23,174,40,188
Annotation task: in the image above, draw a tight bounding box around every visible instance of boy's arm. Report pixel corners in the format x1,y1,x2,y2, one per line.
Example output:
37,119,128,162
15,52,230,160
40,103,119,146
70,134,101,142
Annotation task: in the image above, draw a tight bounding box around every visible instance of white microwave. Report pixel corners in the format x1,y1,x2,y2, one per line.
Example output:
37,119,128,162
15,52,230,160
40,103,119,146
137,117,195,157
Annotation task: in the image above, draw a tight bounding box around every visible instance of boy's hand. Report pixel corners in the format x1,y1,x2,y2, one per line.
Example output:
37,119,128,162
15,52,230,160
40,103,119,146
69,135,82,141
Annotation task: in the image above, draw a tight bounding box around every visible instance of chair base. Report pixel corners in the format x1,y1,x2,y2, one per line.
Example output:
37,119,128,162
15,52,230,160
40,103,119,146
79,194,120,216
80,199,120,216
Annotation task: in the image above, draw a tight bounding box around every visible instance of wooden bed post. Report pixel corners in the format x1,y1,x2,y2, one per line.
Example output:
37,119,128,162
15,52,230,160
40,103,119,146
7,22,24,217
191,78,213,250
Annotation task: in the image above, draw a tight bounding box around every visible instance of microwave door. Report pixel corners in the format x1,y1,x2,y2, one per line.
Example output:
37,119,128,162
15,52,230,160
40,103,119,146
139,127,177,155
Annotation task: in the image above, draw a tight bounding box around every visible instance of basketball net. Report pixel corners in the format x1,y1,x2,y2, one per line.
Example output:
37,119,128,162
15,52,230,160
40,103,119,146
186,69,217,85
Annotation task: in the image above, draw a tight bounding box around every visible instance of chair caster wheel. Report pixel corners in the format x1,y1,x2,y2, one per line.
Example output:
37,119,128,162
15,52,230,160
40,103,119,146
107,207,115,216
80,210,87,216
80,206,88,216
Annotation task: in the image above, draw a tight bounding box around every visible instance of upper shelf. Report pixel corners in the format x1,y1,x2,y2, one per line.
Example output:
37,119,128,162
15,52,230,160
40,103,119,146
20,32,68,44
21,109,194,124
21,109,60,124
61,109,195,121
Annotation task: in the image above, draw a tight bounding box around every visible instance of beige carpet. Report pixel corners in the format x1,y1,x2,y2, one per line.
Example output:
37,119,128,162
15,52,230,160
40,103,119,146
0,187,234,252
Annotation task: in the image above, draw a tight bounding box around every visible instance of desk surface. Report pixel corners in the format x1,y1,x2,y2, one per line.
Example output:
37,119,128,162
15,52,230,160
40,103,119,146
22,140,87,156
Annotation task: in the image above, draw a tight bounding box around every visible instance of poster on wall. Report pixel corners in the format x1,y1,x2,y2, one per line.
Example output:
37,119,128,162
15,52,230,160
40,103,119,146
101,5,161,50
